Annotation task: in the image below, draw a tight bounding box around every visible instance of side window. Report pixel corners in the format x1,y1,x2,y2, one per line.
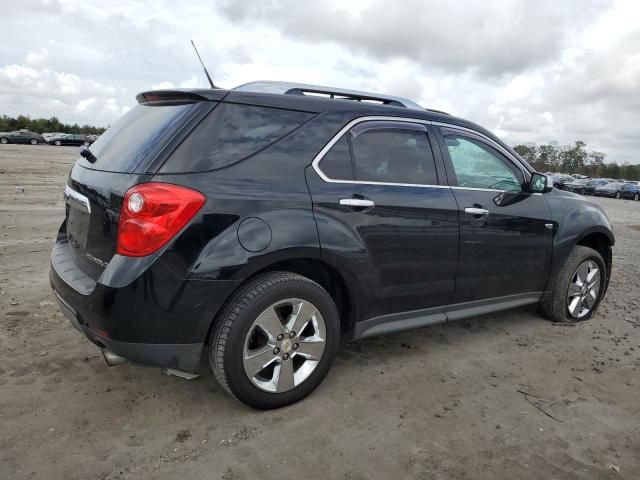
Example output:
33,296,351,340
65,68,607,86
444,135,523,192
319,136,354,180
160,103,313,173
350,126,438,185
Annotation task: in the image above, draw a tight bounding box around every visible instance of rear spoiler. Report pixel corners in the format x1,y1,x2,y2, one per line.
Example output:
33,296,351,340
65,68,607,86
136,88,228,104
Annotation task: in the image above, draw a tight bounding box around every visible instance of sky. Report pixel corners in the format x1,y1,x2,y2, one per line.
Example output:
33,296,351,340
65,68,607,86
1,0,639,164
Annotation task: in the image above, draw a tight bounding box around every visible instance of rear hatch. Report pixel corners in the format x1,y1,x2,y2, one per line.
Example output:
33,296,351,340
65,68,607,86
58,91,222,284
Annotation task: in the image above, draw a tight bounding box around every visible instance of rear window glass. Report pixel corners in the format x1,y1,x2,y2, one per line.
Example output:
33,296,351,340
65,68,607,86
160,103,313,173
79,102,198,172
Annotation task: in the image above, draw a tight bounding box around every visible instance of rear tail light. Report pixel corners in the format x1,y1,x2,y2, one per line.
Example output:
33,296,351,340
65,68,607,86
116,182,205,257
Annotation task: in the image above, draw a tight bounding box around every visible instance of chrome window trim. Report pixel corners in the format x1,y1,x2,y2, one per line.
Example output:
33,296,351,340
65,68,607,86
311,115,531,191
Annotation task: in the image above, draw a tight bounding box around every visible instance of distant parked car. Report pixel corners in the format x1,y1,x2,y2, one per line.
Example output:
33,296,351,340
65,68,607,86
0,130,45,145
594,182,624,199
48,134,92,147
564,178,590,195
584,179,610,195
549,175,574,190
620,182,640,201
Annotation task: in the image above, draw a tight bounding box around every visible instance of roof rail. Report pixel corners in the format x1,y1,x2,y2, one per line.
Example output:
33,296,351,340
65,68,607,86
232,80,424,110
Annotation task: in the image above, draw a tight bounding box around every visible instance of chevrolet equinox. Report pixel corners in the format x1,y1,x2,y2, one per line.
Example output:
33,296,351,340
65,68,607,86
50,81,614,409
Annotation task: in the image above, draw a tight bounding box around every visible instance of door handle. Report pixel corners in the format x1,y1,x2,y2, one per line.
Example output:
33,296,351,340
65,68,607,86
339,198,375,208
464,207,489,217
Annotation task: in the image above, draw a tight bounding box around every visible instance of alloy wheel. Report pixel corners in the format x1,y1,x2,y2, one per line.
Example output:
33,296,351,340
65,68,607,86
634,193,639,201
0,138,7,144
566,260,601,319
243,298,326,393
615,192,621,199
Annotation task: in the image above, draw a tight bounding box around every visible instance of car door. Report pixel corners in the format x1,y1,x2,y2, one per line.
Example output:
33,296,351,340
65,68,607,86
433,125,553,305
306,119,459,329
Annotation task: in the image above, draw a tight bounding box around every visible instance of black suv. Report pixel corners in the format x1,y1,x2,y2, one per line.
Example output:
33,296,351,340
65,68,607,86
50,81,614,409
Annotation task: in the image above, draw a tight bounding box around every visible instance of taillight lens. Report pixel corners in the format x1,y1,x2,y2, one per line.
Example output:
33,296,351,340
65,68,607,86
116,183,205,257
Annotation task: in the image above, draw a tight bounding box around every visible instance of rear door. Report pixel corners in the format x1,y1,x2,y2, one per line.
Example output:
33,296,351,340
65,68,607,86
434,126,553,304
306,118,459,324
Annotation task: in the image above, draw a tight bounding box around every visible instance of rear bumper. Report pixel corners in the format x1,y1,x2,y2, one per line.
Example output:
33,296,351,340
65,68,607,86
50,243,240,372
52,287,203,370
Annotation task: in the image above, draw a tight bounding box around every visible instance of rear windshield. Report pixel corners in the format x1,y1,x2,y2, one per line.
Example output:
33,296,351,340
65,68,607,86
159,102,313,173
79,102,199,173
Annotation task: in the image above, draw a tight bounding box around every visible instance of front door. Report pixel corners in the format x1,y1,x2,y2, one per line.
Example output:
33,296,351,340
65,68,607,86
306,119,459,323
435,126,553,304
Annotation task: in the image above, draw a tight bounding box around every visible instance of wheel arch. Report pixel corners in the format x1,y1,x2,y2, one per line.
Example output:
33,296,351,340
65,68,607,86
576,229,613,288
203,256,358,348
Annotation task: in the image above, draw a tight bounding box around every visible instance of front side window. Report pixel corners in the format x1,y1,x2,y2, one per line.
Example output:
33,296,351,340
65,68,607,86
444,135,523,192
349,126,438,185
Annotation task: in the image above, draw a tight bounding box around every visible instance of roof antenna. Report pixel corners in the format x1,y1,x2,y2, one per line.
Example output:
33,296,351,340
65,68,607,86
190,40,216,89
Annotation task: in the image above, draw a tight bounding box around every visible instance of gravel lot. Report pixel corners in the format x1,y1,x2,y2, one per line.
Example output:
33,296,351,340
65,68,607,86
1,144,639,480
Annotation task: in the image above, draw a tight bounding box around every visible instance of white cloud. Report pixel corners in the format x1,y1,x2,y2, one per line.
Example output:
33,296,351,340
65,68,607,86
0,0,638,163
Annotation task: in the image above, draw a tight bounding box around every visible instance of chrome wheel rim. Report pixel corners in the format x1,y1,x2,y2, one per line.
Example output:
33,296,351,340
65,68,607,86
243,298,326,393
567,260,601,319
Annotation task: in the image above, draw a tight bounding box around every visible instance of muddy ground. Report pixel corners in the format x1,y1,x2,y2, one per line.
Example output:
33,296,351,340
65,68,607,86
0,144,639,480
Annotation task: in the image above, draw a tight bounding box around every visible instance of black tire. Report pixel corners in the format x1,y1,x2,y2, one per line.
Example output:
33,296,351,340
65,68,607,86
540,246,606,323
615,191,621,199
634,193,639,201
55,140,61,146
0,137,8,144
210,272,340,409
579,188,585,195
30,138,37,145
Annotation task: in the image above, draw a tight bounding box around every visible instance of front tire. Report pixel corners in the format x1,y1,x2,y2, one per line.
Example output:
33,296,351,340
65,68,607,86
634,193,639,201
615,191,621,199
30,138,37,145
540,246,606,323
55,140,61,146
0,137,8,144
210,272,340,409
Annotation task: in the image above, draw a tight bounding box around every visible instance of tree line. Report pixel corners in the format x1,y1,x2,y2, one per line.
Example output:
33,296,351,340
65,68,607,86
513,141,640,181
0,114,107,135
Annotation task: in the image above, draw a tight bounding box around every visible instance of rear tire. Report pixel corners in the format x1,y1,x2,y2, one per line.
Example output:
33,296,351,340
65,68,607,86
210,272,340,409
30,138,37,145
0,137,7,144
615,191,621,199
634,193,639,201
540,246,606,323
55,140,61,146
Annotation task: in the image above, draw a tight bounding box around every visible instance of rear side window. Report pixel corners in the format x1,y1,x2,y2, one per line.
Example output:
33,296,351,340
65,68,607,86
319,136,354,180
350,127,438,185
81,103,198,173
161,103,313,172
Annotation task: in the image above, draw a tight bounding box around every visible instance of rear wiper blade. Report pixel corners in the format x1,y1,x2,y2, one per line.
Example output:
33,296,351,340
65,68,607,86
80,146,97,163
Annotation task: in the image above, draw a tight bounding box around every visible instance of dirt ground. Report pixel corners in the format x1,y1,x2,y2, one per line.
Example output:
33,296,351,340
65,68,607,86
0,144,639,480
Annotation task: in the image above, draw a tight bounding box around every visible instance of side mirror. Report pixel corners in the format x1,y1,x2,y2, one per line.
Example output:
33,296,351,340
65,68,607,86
530,173,551,193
